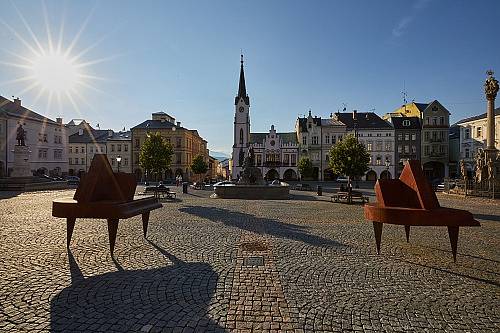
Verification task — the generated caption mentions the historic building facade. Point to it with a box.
[336,111,395,180]
[231,56,299,181]
[455,107,500,176]
[0,96,68,177]
[131,112,208,182]
[296,111,346,180]
[386,117,421,178]
[388,100,450,180]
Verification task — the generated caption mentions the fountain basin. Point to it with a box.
[214,182,290,199]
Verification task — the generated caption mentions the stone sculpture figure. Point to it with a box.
[460,160,467,180]
[238,146,264,185]
[16,124,26,146]
[485,70,499,99]
[488,158,494,180]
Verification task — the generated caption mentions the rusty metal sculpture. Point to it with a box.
[52,154,162,255]
[364,160,480,262]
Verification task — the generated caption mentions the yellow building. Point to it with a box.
[387,100,450,179]
[131,112,208,182]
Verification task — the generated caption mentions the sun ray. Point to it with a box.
[56,5,67,54]
[0,61,33,69]
[15,81,40,97]
[10,0,45,55]
[65,90,83,118]
[77,73,112,82]
[42,0,54,53]
[0,76,37,86]
[76,80,107,95]
[33,86,46,106]
[0,19,41,57]
[74,54,124,68]
[70,24,121,62]
[1,49,35,65]
[56,92,63,115]
[65,5,97,58]
[46,90,54,114]
[71,88,96,112]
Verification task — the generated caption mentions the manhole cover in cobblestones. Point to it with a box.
[240,241,268,251]
[243,256,264,266]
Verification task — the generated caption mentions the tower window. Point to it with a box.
[239,129,243,145]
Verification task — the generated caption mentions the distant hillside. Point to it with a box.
[209,151,230,161]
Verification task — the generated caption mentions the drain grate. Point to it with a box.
[243,256,264,267]
[240,241,268,251]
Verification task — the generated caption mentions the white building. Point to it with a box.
[0,96,68,177]
[335,111,395,180]
[231,56,299,181]
[456,107,500,173]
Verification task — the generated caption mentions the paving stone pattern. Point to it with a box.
[0,189,499,332]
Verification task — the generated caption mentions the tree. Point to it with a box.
[191,154,208,181]
[139,132,173,181]
[297,156,314,180]
[328,134,370,183]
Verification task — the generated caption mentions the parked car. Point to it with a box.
[294,183,311,191]
[39,174,55,181]
[213,181,233,187]
[336,176,349,182]
[67,176,80,185]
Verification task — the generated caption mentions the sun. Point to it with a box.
[30,51,81,93]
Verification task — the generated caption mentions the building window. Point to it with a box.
[135,138,140,148]
[376,156,382,165]
[256,154,262,166]
[465,148,470,158]
[81,147,85,153]
[426,117,430,125]
[176,152,182,164]
[38,149,48,159]
[302,136,307,145]
[239,129,243,145]
[54,149,62,160]
[398,145,402,153]
[424,146,430,156]
[81,158,84,164]
[432,117,437,125]
[332,135,336,144]
[411,145,417,153]
[338,135,342,141]
[464,128,470,140]
[117,144,122,152]
[69,147,72,154]
[124,145,128,152]
[111,158,115,166]
[404,145,409,153]
[291,154,296,166]
[312,136,318,145]
[404,133,409,141]
[325,135,330,144]
[283,154,290,165]
[385,142,391,151]
[69,158,72,165]
[411,133,416,141]
[367,142,373,151]
[440,117,445,125]
[376,141,382,151]
[476,127,482,138]
[111,144,115,152]
[424,132,429,141]
[403,120,410,127]
[397,133,403,141]
[124,158,128,166]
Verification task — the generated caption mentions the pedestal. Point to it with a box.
[11,146,32,178]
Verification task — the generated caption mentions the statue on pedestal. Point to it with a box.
[485,70,499,100]
[238,146,264,185]
[16,124,26,146]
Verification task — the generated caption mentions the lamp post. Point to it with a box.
[385,158,390,179]
[116,155,122,172]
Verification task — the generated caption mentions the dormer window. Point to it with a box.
[402,120,410,127]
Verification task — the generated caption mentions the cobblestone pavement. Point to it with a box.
[0,188,498,332]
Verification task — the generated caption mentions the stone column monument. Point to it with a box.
[485,70,499,156]
[11,124,32,178]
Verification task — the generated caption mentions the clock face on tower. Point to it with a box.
[239,106,244,112]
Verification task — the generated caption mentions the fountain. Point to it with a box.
[213,147,290,199]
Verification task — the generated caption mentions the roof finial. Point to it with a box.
[240,51,244,65]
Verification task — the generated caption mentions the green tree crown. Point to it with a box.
[139,132,173,177]
[191,154,208,175]
[328,134,370,178]
[297,156,314,179]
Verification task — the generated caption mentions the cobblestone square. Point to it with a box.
[0,188,499,332]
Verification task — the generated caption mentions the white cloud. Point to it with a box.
[392,16,413,37]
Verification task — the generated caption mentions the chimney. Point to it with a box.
[13,97,21,106]
[352,110,357,120]
[176,121,181,127]
[56,117,62,124]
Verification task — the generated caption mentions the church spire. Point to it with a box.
[235,53,250,105]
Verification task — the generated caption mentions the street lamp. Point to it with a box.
[116,155,122,172]
[385,158,390,179]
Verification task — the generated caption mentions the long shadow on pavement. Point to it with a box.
[179,205,347,248]
[51,242,225,332]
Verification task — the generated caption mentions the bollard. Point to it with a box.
[317,185,322,196]
[182,182,188,194]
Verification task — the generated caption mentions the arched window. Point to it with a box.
[239,129,244,144]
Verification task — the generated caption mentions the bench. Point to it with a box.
[364,160,480,262]
[331,191,369,203]
[52,154,162,255]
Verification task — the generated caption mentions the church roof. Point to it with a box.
[235,55,250,106]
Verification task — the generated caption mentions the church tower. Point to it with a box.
[232,54,251,179]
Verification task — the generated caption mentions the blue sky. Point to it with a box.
[1,0,499,155]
